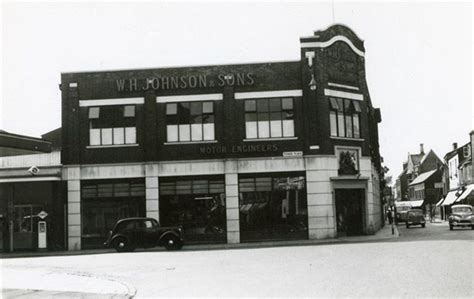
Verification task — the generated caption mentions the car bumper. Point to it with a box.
[450,222,473,227]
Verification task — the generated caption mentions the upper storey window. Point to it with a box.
[329,97,361,139]
[244,98,295,139]
[88,105,136,146]
[166,101,215,142]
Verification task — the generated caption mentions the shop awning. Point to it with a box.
[410,200,424,208]
[436,197,445,207]
[442,190,460,206]
[455,184,474,203]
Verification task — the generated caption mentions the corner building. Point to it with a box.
[61,25,384,250]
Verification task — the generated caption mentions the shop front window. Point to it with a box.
[81,179,145,249]
[13,205,43,233]
[166,101,215,142]
[88,105,137,146]
[245,98,295,139]
[159,176,226,244]
[238,174,308,242]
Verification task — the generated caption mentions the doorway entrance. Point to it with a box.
[335,189,365,236]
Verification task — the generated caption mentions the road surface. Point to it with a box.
[1,222,473,298]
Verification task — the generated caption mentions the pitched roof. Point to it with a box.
[409,169,437,186]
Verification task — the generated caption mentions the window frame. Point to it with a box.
[244,97,295,140]
[329,97,362,139]
[88,105,137,146]
[165,101,215,143]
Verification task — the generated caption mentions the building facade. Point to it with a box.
[0,129,64,252]
[438,134,474,217]
[60,25,384,250]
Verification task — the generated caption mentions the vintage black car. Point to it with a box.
[104,217,184,252]
[405,209,426,228]
[448,205,474,230]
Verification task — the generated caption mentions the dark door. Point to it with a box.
[335,189,365,236]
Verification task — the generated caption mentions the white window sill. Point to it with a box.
[330,137,364,142]
[164,140,218,145]
[244,137,298,142]
[86,144,139,149]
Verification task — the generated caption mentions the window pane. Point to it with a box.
[270,111,281,121]
[353,114,360,138]
[245,100,256,112]
[257,99,269,112]
[245,112,256,122]
[124,105,135,117]
[90,129,101,145]
[345,115,353,138]
[190,102,202,116]
[101,128,113,145]
[89,107,100,119]
[203,101,213,113]
[191,123,203,141]
[255,177,272,191]
[167,125,178,142]
[284,111,294,120]
[269,98,281,112]
[179,124,191,141]
[282,120,294,137]
[178,103,190,124]
[336,98,344,112]
[113,127,125,144]
[353,101,361,113]
[329,98,339,110]
[337,114,345,137]
[202,114,214,124]
[258,112,269,121]
[246,122,257,139]
[203,123,215,140]
[176,180,192,194]
[330,111,338,136]
[166,103,177,115]
[125,127,136,144]
[258,121,270,138]
[282,98,293,110]
[270,120,282,137]
[344,99,353,113]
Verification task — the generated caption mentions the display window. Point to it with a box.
[159,176,226,244]
[81,179,145,249]
[238,173,308,242]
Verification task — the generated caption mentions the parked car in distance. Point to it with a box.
[448,205,474,230]
[104,217,184,252]
[406,209,426,228]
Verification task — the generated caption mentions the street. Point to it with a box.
[1,222,473,298]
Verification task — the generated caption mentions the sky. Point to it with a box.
[1,1,472,180]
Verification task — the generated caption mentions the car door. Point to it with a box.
[142,219,157,248]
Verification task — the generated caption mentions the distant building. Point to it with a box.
[438,132,474,217]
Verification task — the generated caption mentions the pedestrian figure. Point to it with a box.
[387,208,393,224]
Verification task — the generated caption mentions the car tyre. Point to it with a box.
[421,223,425,228]
[471,225,474,230]
[114,237,132,253]
[449,225,453,231]
[164,235,181,251]
[406,223,409,228]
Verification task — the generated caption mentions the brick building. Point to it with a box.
[59,24,384,250]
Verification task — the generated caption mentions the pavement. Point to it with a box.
[0,223,399,259]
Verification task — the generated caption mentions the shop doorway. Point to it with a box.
[335,189,365,236]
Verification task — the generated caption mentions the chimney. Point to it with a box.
[453,142,458,150]
[420,143,424,154]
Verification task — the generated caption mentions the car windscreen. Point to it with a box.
[452,207,472,213]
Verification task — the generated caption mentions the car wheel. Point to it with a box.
[406,223,409,228]
[471,225,474,230]
[114,237,131,253]
[421,223,425,228]
[449,225,453,231]
[164,235,181,251]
